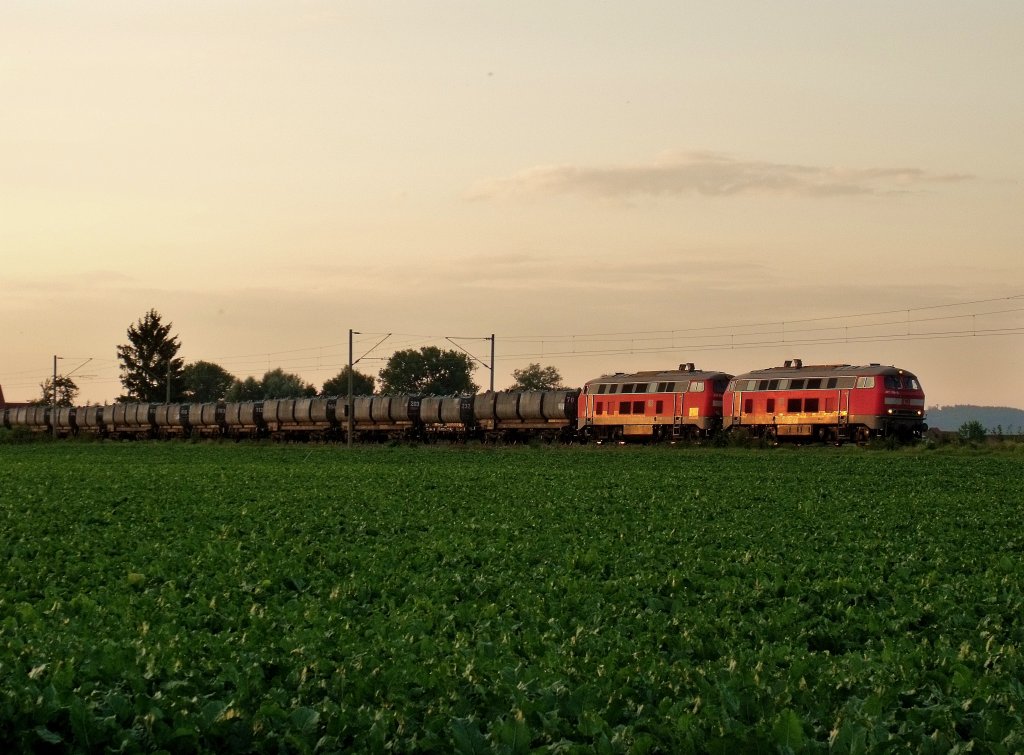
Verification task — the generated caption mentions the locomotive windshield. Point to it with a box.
[884,375,921,390]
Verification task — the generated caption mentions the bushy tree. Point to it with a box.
[957,420,987,445]
[33,375,79,407]
[262,368,316,399]
[224,369,316,401]
[181,361,236,403]
[117,310,185,402]
[378,347,478,395]
[225,377,263,402]
[509,363,565,391]
[322,366,375,396]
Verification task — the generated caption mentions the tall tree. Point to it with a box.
[322,366,376,396]
[378,347,478,395]
[33,375,79,407]
[181,361,236,403]
[117,310,185,402]
[509,363,565,391]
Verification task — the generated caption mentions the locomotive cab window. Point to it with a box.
[856,376,874,389]
[689,381,705,392]
[884,375,919,390]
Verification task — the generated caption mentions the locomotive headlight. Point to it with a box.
[887,409,893,414]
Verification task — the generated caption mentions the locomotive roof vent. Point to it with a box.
[789,358,803,369]
[679,362,695,372]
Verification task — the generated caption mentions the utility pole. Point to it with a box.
[345,330,389,447]
[166,360,171,404]
[52,355,58,439]
[347,329,357,448]
[489,333,495,392]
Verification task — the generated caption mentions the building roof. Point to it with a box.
[0,385,31,410]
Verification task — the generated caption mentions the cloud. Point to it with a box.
[467,150,974,201]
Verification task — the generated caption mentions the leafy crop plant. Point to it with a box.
[0,444,1021,752]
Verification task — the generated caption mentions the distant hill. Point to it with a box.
[926,405,1024,434]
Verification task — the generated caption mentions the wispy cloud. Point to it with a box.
[467,150,974,201]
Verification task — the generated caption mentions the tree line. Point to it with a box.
[36,310,566,405]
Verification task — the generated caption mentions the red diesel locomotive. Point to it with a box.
[723,359,926,443]
[577,363,732,442]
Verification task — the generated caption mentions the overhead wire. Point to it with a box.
[2,294,1021,396]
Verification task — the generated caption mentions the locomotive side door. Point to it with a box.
[838,389,850,431]
[581,388,594,430]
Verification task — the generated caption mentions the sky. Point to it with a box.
[2,1,1022,408]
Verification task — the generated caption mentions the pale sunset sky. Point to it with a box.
[2,1,1022,407]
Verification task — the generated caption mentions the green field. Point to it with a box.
[1,443,1022,752]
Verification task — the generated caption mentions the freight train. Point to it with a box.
[2,360,927,444]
